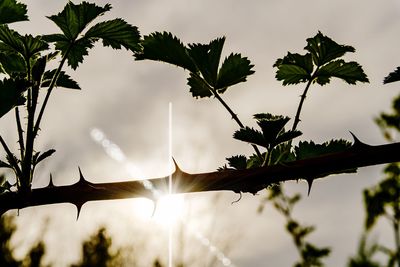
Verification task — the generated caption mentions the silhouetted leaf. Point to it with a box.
[42,70,80,89]
[0,53,25,75]
[19,34,48,59]
[187,72,212,98]
[35,149,56,165]
[270,143,296,165]
[315,60,369,85]
[0,78,27,118]
[383,67,400,84]
[256,114,290,145]
[135,32,197,72]
[216,53,254,90]
[0,0,28,24]
[274,52,313,85]
[188,37,225,86]
[247,153,265,169]
[305,31,355,66]
[275,130,302,145]
[234,127,267,148]
[32,55,47,83]
[295,139,352,160]
[85,18,141,52]
[226,155,247,170]
[55,38,93,69]
[47,2,111,40]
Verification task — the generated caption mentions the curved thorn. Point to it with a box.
[306,178,314,196]
[349,131,369,148]
[231,192,242,204]
[78,167,87,184]
[172,157,183,174]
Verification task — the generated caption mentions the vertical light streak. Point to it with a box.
[168,102,173,267]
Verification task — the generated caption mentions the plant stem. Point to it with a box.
[15,107,24,158]
[393,201,400,267]
[0,135,22,179]
[292,78,313,132]
[34,45,71,137]
[208,87,262,158]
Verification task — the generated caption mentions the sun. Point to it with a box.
[132,194,185,226]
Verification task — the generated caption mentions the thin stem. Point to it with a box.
[203,84,262,158]
[15,107,25,158]
[393,202,400,267]
[0,135,22,179]
[292,78,313,132]
[34,45,71,136]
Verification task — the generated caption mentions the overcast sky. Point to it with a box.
[1,0,400,266]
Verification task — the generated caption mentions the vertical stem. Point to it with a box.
[34,45,71,137]
[394,202,400,267]
[292,78,313,132]
[15,107,25,158]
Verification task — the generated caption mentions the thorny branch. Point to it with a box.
[1,137,400,218]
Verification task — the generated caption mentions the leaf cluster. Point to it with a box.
[136,32,254,98]
[274,31,369,86]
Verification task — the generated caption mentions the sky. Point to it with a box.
[1,0,400,266]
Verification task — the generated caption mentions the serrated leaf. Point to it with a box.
[305,31,355,66]
[315,59,369,85]
[85,18,141,53]
[54,38,93,70]
[187,72,212,98]
[234,127,267,148]
[295,139,352,160]
[35,149,56,164]
[270,143,296,165]
[47,2,111,41]
[274,53,313,85]
[383,67,400,84]
[0,25,48,61]
[226,155,247,170]
[256,116,290,145]
[0,52,25,75]
[188,37,225,86]
[0,0,28,24]
[135,32,197,72]
[42,70,80,89]
[216,53,254,90]
[0,78,27,118]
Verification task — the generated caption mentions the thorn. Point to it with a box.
[47,173,55,188]
[306,178,314,196]
[231,192,242,204]
[172,157,183,174]
[76,203,83,221]
[77,167,88,185]
[349,131,369,148]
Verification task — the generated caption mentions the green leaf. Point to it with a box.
[305,31,355,66]
[233,127,267,148]
[55,38,93,70]
[188,37,225,86]
[42,70,80,89]
[274,53,313,85]
[295,139,352,160]
[226,155,247,170]
[0,0,28,24]
[135,31,197,72]
[255,114,290,145]
[0,25,48,59]
[32,55,47,83]
[216,53,254,90]
[0,78,27,118]
[187,72,212,98]
[85,18,141,53]
[47,1,111,40]
[315,60,369,85]
[270,143,296,165]
[247,153,265,169]
[383,67,400,84]
[275,130,302,145]
[0,52,25,75]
